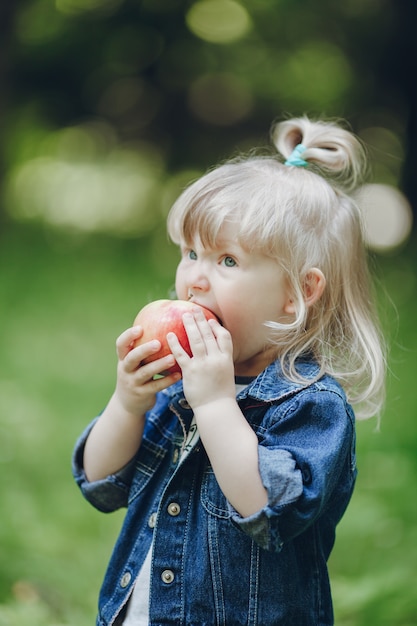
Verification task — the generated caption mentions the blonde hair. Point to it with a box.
[167,116,386,420]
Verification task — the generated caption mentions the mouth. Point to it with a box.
[187,298,223,326]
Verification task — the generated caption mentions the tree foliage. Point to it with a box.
[1,0,415,237]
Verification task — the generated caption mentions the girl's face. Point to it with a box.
[175,222,294,376]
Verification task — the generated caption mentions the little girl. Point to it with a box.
[73,116,386,625]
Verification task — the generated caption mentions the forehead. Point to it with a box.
[184,221,249,252]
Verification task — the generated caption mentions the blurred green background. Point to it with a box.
[0,1,416,624]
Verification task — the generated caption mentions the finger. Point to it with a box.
[192,309,218,348]
[116,326,143,360]
[184,310,220,358]
[135,352,178,380]
[123,340,162,372]
[148,369,182,391]
[166,331,190,366]
[208,319,233,353]
[140,368,182,396]
[181,311,214,355]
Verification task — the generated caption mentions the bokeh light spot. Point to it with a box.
[356,183,413,252]
[276,42,353,107]
[5,124,166,236]
[16,0,66,44]
[186,0,252,44]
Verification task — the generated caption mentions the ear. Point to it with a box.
[303,268,326,306]
[283,268,326,314]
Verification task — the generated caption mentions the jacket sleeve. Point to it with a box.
[229,386,356,551]
[72,418,137,513]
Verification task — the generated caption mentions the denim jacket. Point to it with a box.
[73,359,356,626]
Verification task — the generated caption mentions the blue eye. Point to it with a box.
[223,256,236,267]
[188,250,197,260]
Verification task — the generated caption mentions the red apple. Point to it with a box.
[133,299,218,375]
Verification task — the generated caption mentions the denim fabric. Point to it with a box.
[73,359,356,626]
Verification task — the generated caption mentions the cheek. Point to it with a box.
[223,303,272,342]
[174,267,187,299]
[221,303,257,337]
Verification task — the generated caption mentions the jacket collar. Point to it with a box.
[238,359,321,403]
[162,358,322,406]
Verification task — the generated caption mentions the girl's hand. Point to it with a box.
[166,308,235,409]
[114,326,181,416]
[167,310,268,517]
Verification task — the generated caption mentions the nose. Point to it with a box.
[188,260,210,294]
[190,274,210,294]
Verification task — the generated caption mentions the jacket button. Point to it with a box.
[167,502,181,516]
[120,572,131,588]
[161,569,175,584]
[178,398,191,409]
[148,512,157,528]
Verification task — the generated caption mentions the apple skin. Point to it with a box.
[133,299,219,375]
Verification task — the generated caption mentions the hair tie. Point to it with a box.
[285,144,308,168]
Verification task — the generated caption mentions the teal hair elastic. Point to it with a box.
[285,144,308,167]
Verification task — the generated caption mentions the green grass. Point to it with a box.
[0,224,416,625]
